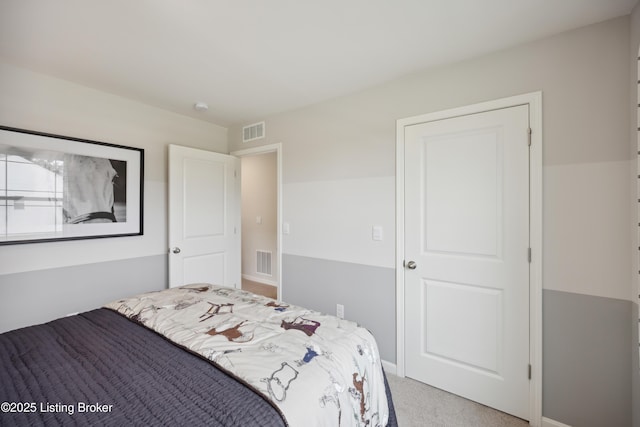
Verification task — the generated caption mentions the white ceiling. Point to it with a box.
[0,0,636,127]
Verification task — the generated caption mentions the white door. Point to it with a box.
[404,105,530,419]
[168,144,241,288]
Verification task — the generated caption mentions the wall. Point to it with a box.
[241,152,278,285]
[0,61,228,333]
[543,291,632,427]
[630,3,640,427]
[230,16,634,426]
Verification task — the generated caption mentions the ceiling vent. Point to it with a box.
[242,121,265,143]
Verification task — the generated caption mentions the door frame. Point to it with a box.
[395,92,543,426]
[231,143,283,300]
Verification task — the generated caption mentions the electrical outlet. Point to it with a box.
[336,304,344,319]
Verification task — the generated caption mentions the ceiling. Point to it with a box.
[0,0,636,127]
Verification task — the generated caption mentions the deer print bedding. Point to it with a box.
[105,284,390,427]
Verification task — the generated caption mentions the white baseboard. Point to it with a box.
[242,274,277,287]
[381,360,397,376]
[541,417,571,427]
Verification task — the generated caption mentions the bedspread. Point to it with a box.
[0,308,286,427]
[105,284,389,427]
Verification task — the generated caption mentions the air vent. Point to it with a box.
[256,250,272,276]
[242,122,265,143]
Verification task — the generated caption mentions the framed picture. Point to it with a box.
[0,126,144,245]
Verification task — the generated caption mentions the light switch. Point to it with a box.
[256,216,262,224]
[283,222,290,235]
[372,225,383,241]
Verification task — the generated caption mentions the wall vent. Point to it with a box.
[256,250,272,276]
[243,122,265,142]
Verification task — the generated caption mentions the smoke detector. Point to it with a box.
[193,102,209,112]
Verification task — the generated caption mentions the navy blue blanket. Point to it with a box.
[0,308,397,426]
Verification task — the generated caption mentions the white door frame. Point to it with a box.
[231,143,283,301]
[395,92,543,426]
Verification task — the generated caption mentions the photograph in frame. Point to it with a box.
[0,126,144,245]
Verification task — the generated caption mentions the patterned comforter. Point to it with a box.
[105,284,389,427]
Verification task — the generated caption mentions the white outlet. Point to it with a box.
[336,304,344,319]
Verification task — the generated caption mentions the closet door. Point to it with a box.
[403,105,531,420]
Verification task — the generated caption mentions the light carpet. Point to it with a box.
[386,373,529,427]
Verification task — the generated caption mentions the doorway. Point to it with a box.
[232,143,282,300]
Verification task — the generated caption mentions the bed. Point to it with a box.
[0,284,398,426]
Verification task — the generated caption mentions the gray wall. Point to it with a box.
[543,290,632,427]
[633,303,640,427]
[283,254,395,362]
[0,255,166,333]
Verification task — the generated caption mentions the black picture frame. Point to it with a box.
[0,126,144,245]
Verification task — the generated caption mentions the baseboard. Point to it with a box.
[381,360,397,375]
[242,274,277,287]
[541,417,572,427]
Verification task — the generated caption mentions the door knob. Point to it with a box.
[405,260,417,270]
[171,247,181,254]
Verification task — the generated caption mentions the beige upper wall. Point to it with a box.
[632,2,640,156]
[229,16,633,301]
[231,16,630,173]
[0,61,228,275]
[0,15,632,300]
[631,2,640,304]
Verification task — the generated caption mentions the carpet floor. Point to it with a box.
[386,373,529,426]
